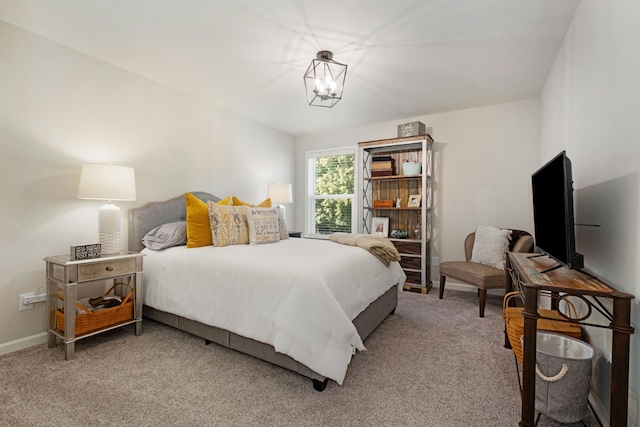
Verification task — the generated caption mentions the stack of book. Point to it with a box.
[371,155,394,177]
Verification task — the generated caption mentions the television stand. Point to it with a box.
[506,252,635,427]
[539,263,562,274]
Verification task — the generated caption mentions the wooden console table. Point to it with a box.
[506,252,635,427]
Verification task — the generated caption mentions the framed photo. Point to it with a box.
[371,217,389,237]
[408,194,422,207]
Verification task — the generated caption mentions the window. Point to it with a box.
[305,148,356,237]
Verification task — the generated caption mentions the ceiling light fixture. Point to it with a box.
[303,50,347,108]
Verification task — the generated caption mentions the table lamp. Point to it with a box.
[78,164,136,255]
[267,183,293,219]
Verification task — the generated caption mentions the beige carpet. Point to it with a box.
[0,290,599,426]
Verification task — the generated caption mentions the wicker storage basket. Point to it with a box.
[503,291,581,365]
[56,283,134,336]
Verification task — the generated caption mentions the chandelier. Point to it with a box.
[303,51,347,108]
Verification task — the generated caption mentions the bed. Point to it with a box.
[128,192,405,390]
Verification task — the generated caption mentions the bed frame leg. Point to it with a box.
[312,378,328,392]
[390,308,396,315]
[205,339,211,345]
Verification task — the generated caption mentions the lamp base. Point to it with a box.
[98,203,121,255]
[99,231,121,255]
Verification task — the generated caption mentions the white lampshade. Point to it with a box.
[78,164,136,255]
[267,183,293,204]
[267,183,292,221]
[78,164,137,201]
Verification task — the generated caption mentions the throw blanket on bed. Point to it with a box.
[329,233,401,267]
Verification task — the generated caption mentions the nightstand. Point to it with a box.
[288,231,302,238]
[44,252,144,360]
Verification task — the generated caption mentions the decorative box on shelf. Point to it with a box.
[397,121,426,138]
[373,200,394,208]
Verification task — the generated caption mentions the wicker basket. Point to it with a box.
[56,283,134,336]
[503,291,581,365]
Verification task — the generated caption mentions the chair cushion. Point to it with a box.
[440,261,507,289]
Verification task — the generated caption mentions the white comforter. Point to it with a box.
[142,238,406,384]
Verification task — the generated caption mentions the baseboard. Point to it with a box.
[588,393,608,427]
[0,332,48,357]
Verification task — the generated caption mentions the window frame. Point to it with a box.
[304,146,357,239]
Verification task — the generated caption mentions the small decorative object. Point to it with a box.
[408,195,422,207]
[396,197,401,207]
[397,121,426,137]
[373,199,394,208]
[390,229,409,239]
[414,223,421,239]
[70,243,101,260]
[402,161,422,175]
[371,217,389,237]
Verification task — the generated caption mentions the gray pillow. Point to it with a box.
[141,221,187,250]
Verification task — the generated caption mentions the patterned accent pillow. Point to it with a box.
[244,207,281,245]
[207,201,250,247]
[470,226,512,269]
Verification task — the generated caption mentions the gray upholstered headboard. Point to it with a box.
[128,192,221,253]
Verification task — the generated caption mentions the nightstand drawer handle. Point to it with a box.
[105,266,114,271]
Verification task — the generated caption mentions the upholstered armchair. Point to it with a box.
[439,229,533,317]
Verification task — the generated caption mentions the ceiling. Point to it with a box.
[0,0,580,136]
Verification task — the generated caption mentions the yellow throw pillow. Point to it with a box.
[207,201,250,246]
[217,196,232,206]
[232,196,271,207]
[185,193,213,248]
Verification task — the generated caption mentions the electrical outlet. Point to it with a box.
[431,256,439,266]
[24,293,47,304]
[19,293,35,311]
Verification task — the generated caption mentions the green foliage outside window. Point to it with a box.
[313,154,354,234]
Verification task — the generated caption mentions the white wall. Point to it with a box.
[539,0,640,425]
[0,21,295,350]
[295,99,540,280]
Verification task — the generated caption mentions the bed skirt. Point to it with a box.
[142,284,398,387]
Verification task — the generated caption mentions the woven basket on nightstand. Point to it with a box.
[56,283,134,336]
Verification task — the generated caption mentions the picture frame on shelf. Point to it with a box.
[371,217,389,237]
[408,195,422,207]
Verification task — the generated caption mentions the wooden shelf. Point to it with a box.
[359,134,433,293]
[366,207,423,211]
[364,174,426,181]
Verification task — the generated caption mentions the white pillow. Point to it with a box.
[141,221,187,250]
[244,207,281,245]
[470,226,512,269]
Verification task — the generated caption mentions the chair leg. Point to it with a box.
[439,275,446,299]
[478,289,487,317]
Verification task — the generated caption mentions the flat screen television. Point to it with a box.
[531,151,584,271]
